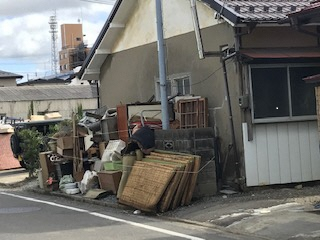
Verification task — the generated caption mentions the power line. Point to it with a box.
[189,59,233,87]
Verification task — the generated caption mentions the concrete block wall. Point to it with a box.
[154,128,217,198]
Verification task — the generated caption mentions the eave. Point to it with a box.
[79,0,136,81]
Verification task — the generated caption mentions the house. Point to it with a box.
[0,70,23,87]
[79,0,320,189]
[0,85,98,119]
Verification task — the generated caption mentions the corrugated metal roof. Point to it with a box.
[205,0,312,23]
[0,70,23,79]
[0,85,98,102]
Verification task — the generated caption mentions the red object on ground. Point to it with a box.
[0,133,21,170]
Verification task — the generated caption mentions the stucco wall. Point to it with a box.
[113,0,218,53]
[0,99,97,119]
[241,26,318,48]
[100,23,241,181]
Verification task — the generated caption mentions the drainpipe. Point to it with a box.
[155,0,170,130]
[96,80,100,108]
[221,51,241,189]
[190,0,205,59]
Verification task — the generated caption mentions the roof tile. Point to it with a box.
[215,0,312,22]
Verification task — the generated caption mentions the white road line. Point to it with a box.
[0,192,205,240]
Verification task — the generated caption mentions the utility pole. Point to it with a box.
[155,0,170,130]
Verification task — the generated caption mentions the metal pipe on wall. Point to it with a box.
[155,0,170,130]
[190,0,205,59]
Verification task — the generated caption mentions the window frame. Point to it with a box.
[249,63,319,124]
[155,73,191,101]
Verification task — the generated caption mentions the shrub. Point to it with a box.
[18,128,43,177]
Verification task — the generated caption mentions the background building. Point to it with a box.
[59,24,90,73]
[0,70,23,87]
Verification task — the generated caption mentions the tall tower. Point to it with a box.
[49,12,58,76]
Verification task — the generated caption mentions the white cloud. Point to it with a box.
[0,0,115,79]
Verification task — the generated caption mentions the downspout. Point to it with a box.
[155,0,170,130]
[96,80,100,108]
[190,0,205,59]
[232,25,256,189]
[221,51,241,190]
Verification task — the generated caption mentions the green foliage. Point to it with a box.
[48,124,60,137]
[49,119,73,139]
[18,128,43,177]
[76,103,83,121]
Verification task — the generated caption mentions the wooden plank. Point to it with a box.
[150,152,194,161]
[277,123,291,183]
[288,122,302,182]
[266,124,281,184]
[184,155,201,205]
[242,123,259,186]
[153,149,201,205]
[145,154,192,209]
[116,105,129,143]
[158,168,184,212]
[171,161,191,210]
[142,158,185,212]
[255,124,270,185]
[298,122,312,182]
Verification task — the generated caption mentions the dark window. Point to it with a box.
[251,65,318,121]
[290,67,318,116]
[252,67,289,119]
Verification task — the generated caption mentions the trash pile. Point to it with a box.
[38,100,206,213]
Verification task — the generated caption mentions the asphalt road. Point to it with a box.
[0,190,261,240]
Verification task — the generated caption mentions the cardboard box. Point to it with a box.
[39,151,56,189]
[98,171,122,194]
[57,147,73,158]
[57,137,73,149]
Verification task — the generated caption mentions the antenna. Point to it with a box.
[49,11,58,76]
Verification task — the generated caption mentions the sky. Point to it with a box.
[0,0,115,83]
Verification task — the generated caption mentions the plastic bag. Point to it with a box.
[59,174,74,190]
[79,170,98,194]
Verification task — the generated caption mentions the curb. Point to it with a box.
[28,187,132,210]
[0,178,34,188]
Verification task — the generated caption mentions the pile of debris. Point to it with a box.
[38,98,207,212]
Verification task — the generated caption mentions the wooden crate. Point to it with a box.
[177,98,208,129]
